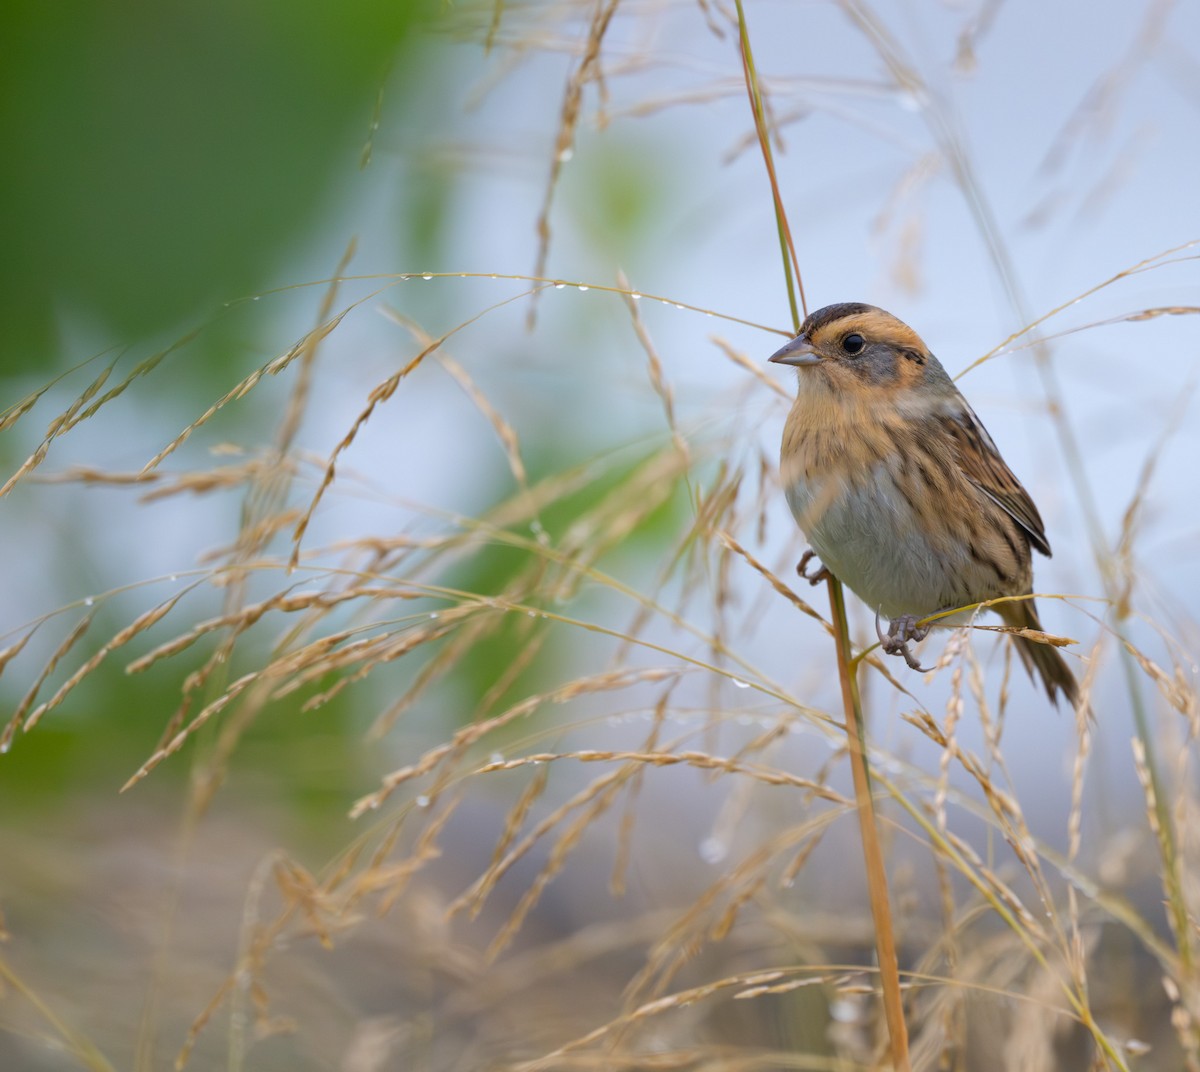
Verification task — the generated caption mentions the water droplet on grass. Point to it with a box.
[699,837,727,864]
[830,998,860,1023]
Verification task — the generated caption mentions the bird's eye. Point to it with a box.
[842,333,865,355]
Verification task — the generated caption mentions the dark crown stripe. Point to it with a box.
[800,302,879,335]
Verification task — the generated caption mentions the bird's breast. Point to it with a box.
[779,389,998,618]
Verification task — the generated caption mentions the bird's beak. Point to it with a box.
[768,334,820,367]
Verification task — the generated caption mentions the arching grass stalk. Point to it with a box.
[838,0,1194,998]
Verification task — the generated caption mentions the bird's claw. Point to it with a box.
[875,610,934,672]
[797,549,830,587]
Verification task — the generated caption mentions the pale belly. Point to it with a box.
[784,463,975,621]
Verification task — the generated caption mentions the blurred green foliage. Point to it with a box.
[447,445,690,723]
[0,0,432,375]
[568,135,681,264]
[0,0,436,817]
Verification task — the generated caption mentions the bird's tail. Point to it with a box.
[998,598,1080,709]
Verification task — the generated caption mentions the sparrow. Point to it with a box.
[770,302,1079,708]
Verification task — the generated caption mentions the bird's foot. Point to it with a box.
[875,610,934,672]
[797,549,830,587]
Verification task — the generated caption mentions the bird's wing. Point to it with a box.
[939,402,1051,557]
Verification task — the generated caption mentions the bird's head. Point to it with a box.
[768,303,950,396]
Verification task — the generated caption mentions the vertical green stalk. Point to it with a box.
[828,577,911,1069]
[733,3,805,331]
[734,3,910,1067]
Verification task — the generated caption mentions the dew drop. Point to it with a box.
[422,273,433,280]
[84,597,94,607]
[731,678,750,689]
[0,738,11,755]
[557,147,574,162]
[830,998,860,1023]
[168,574,178,582]
[429,612,439,620]
[631,293,642,301]
[489,751,504,765]
[415,794,430,808]
[554,282,566,289]
[675,304,685,310]
[699,837,727,864]
[577,285,589,292]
